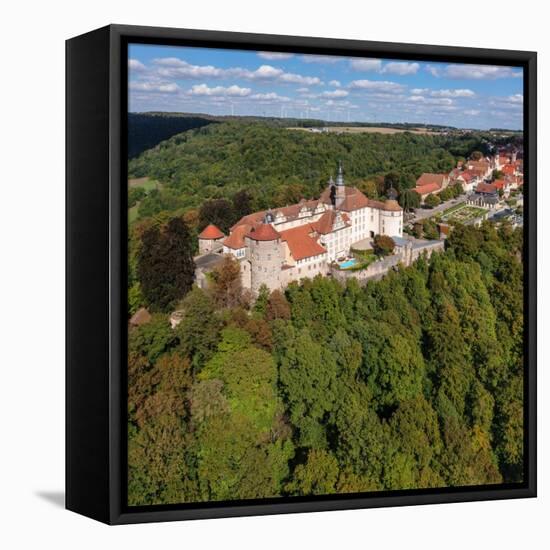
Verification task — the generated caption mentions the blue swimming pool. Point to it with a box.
[339,258,357,269]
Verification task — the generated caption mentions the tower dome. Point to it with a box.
[386,186,398,200]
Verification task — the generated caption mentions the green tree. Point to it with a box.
[373,234,395,257]
[286,449,340,496]
[175,287,221,372]
[424,193,441,208]
[279,328,339,448]
[198,198,235,234]
[399,188,421,210]
[137,217,195,312]
[208,255,246,309]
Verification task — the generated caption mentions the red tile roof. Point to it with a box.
[223,224,252,249]
[459,170,475,182]
[319,185,370,211]
[246,223,281,241]
[468,160,490,171]
[279,224,327,261]
[311,210,351,234]
[476,182,498,194]
[198,224,225,240]
[416,173,447,188]
[502,164,516,175]
[493,179,507,190]
[231,199,321,231]
[413,182,441,196]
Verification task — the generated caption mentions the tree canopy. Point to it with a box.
[128,220,524,505]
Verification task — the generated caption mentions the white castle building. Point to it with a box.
[198,162,403,293]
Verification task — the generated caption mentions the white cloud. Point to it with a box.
[329,80,341,87]
[408,96,454,106]
[187,84,251,97]
[506,93,524,104]
[129,59,146,72]
[250,92,291,103]
[321,89,349,98]
[253,64,284,79]
[301,54,342,64]
[381,62,419,75]
[350,58,382,72]
[296,87,309,93]
[411,87,475,98]
[444,64,522,80]
[426,65,441,77]
[153,58,322,85]
[257,52,294,60]
[279,71,322,86]
[464,109,480,116]
[431,88,475,98]
[129,81,180,93]
[348,79,406,93]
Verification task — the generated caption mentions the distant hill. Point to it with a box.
[128,113,218,158]
[127,119,494,222]
[128,112,460,158]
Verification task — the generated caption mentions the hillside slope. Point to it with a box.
[128,120,486,220]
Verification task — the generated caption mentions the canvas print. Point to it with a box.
[126,44,525,507]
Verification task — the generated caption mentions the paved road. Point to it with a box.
[409,197,466,223]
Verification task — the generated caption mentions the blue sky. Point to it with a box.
[129,44,523,130]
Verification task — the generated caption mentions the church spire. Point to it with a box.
[336,160,344,186]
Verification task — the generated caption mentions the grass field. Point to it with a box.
[129,204,139,223]
[286,126,440,135]
[129,177,160,192]
[440,204,487,224]
[128,177,162,223]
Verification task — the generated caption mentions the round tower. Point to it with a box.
[380,200,403,237]
[198,223,225,254]
[245,216,284,294]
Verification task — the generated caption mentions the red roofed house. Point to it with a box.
[502,164,517,177]
[475,182,498,195]
[198,161,404,293]
[456,170,479,192]
[465,159,492,179]
[413,173,449,203]
[492,179,511,197]
[198,223,225,254]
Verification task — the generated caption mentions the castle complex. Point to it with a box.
[197,162,404,293]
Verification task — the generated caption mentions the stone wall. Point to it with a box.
[330,239,444,286]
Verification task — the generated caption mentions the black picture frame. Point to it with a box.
[66,24,537,525]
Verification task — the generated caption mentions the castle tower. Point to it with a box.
[380,200,403,237]
[198,224,225,254]
[335,160,346,209]
[245,215,284,294]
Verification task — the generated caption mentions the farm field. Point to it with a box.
[286,126,441,135]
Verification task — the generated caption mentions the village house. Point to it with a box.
[196,162,404,293]
[413,173,449,203]
[467,182,500,209]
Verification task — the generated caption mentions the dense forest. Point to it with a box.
[128,113,217,158]
[127,220,524,506]
[128,112,459,159]
[128,120,491,223]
